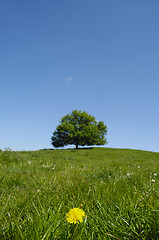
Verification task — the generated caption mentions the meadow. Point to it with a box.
[0,148,158,239]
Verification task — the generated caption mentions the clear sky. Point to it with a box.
[0,0,159,152]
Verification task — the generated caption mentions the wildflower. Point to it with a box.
[66,208,86,224]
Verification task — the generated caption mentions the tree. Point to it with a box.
[51,110,107,149]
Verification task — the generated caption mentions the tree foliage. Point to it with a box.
[51,110,107,149]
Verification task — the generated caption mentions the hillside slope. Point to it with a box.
[0,148,159,239]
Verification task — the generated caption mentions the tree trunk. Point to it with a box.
[76,143,78,149]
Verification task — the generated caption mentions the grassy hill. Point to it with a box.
[0,148,159,239]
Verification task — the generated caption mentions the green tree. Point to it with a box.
[51,110,107,149]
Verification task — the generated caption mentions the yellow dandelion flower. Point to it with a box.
[66,208,86,224]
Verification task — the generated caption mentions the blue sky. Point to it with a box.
[0,0,159,152]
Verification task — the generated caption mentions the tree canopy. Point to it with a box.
[51,110,107,149]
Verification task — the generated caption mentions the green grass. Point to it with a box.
[0,148,159,239]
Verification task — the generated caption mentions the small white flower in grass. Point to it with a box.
[28,161,31,164]
[154,173,157,176]
[138,166,140,168]
[151,179,155,182]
